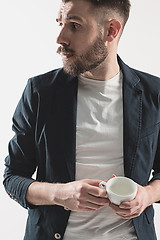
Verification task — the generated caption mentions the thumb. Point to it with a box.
[105,174,116,182]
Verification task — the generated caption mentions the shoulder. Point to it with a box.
[118,56,160,92]
[131,68,160,94]
[133,68,160,84]
[28,68,68,90]
[24,68,77,98]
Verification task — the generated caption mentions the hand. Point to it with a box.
[54,179,108,212]
[107,184,152,219]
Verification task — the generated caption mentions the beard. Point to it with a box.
[57,33,108,76]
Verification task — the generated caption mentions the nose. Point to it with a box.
[56,27,70,46]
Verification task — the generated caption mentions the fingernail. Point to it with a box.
[119,204,125,208]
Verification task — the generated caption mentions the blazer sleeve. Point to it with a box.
[3,78,38,209]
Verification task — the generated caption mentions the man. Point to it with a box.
[3,0,160,239]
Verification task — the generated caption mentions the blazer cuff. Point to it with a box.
[4,176,36,209]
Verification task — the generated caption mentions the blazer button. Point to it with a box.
[54,233,61,239]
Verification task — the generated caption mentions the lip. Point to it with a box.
[61,52,74,59]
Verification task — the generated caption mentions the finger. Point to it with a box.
[77,205,105,212]
[84,179,103,187]
[81,180,107,197]
[109,202,121,211]
[109,202,140,217]
[86,184,107,197]
[86,193,109,206]
[119,199,140,209]
[104,174,116,183]
[109,202,131,214]
[107,200,140,218]
[116,210,141,219]
[79,200,107,211]
[119,202,132,209]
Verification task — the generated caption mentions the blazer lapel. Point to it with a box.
[55,71,78,182]
[119,58,143,178]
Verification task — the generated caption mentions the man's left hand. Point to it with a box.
[107,184,152,219]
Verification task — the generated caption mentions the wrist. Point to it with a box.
[144,184,154,206]
[50,183,66,207]
[26,182,65,206]
[144,180,160,205]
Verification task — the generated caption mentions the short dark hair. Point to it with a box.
[63,0,131,28]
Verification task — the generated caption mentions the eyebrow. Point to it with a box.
[56,15,83,23]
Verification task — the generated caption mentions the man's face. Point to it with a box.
[56,0,108,76]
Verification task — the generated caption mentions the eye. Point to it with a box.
[71,22,81,31]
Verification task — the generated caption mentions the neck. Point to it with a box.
[80,54,120,81]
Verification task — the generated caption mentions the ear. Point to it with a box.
[106,19,122,42]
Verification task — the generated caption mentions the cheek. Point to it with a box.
[72,34,97,54]
[70,23,100,53]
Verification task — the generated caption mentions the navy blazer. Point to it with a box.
[3,57,160,240]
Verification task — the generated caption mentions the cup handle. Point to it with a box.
[99,181,108,198]
[99,181,107,189]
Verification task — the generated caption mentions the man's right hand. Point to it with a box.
[53,179,108,212]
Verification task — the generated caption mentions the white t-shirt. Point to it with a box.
[63,72,137,240]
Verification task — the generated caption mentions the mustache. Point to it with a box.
[57,45,75,55]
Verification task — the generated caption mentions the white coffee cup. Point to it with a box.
[99,176,137,205]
